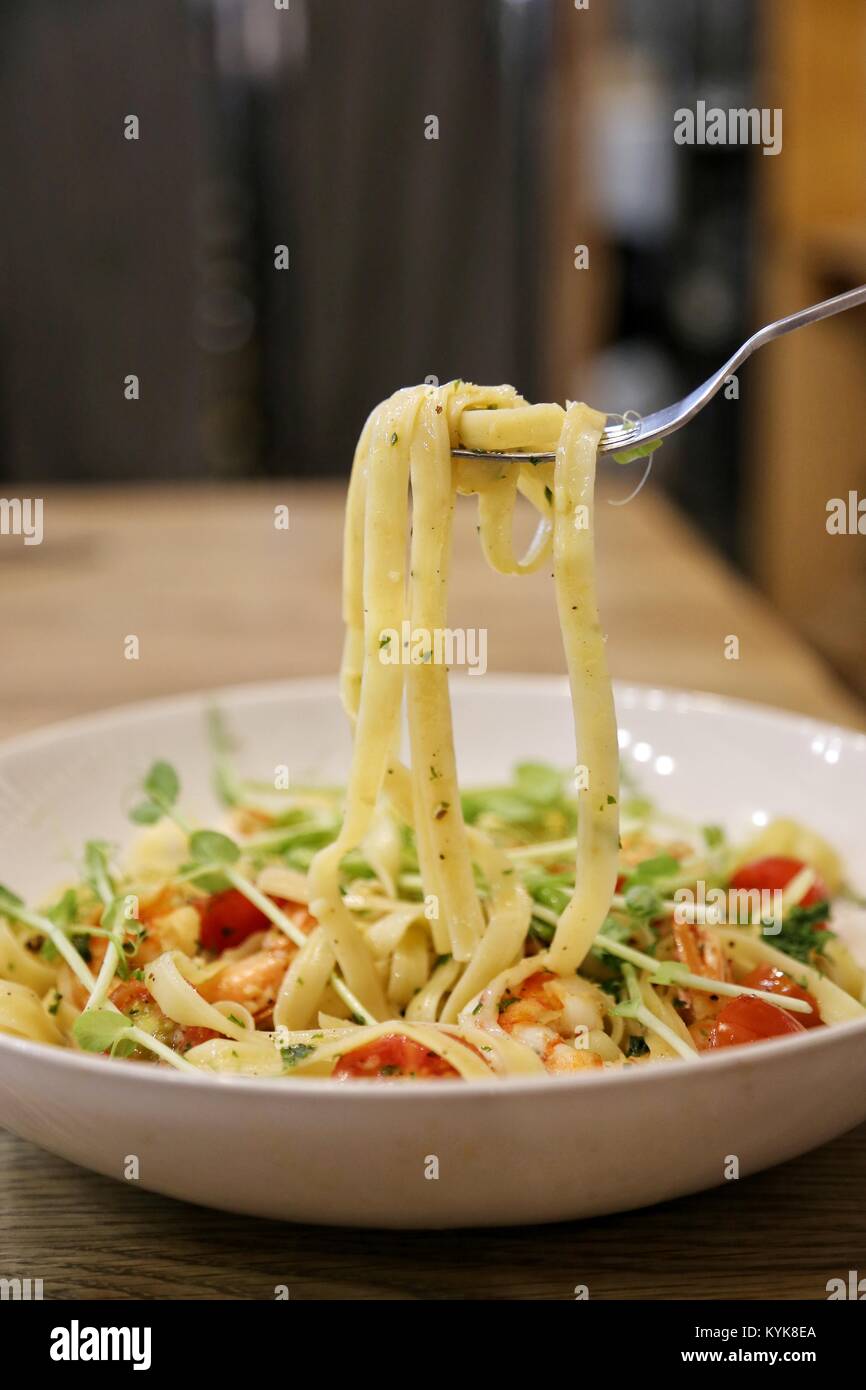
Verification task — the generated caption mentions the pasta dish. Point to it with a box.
[1,383,864,1079]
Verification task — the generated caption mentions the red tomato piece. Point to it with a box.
[730,856,828,913]
[109,979,152,1016]
[332,1033,460,1080]
[198,889,279,953]
[705,995,807,1048]
[109,978,218,1054]
[741,964,823,1028]
[169,1023,219,1053]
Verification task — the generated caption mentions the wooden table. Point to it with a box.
[1,481,864,1300]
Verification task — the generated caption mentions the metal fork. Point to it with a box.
[452,283,866,461]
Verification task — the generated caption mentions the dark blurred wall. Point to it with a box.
[262,0,527,477]
[0,0,199,482]
[0,0,761,555]
[0,0,535,483]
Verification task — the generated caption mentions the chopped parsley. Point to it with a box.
[770,900,832,964]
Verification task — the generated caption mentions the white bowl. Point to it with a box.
[0,677,864,1228]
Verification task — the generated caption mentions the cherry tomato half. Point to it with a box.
[730,856,828,913]
[740,964,822,1029]
[109,978,218,1054]
[109,979,152,1016]
[333,1033,460,1080]
[705,995,807,1048]
[198,889,279,953]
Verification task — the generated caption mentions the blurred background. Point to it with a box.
[0,0,864,697]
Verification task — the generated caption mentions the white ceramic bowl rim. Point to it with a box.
[1,674,864,1102]
[3,673,866,753]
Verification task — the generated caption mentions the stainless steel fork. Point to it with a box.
[452,283,866,461]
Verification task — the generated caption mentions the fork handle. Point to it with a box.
[453,284,866,460]
[603,282,866,454]
[765,282,866,339]
[683,281,866,424]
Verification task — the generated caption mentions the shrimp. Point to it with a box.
[496,970,605,1072]
[197,928,296,1026]
[672,920,727,979]
[670,920,728,1042]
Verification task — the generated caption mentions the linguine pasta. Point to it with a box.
[1,383,864,1080]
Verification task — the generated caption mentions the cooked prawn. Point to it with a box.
[670,919,728,1041]
[197,928,296,1025]
[497,970,605,1072]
